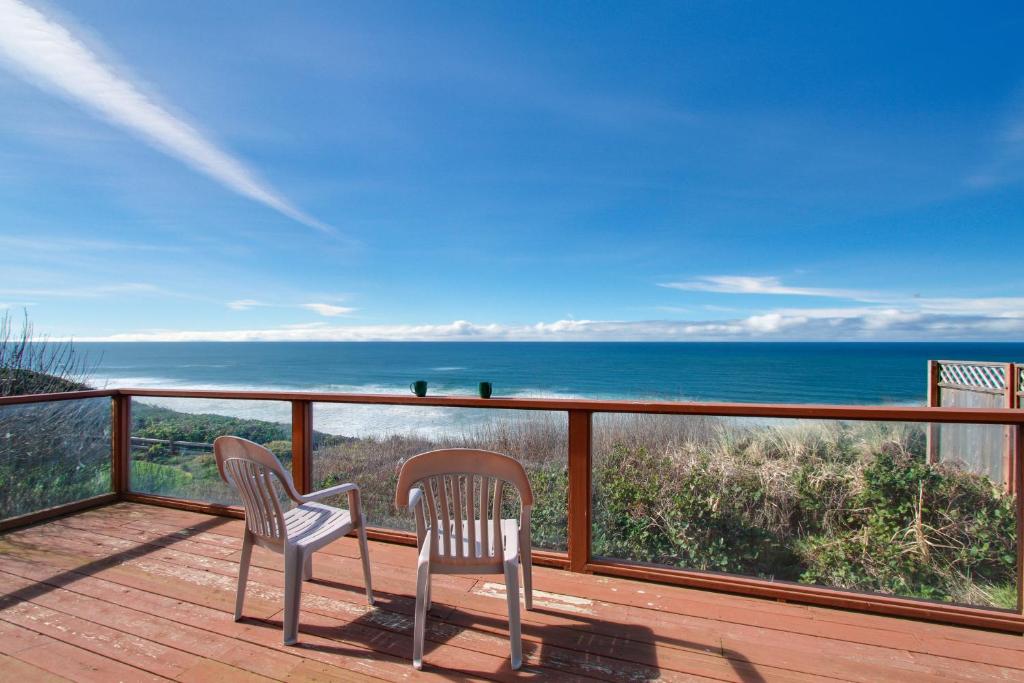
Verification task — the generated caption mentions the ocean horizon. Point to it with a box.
[73,341,1024,438]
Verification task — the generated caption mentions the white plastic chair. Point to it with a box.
[394,448,533,670]
[214,436,374,645]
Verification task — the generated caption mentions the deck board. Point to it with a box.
[1,503,1022,682]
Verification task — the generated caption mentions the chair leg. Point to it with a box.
[357,523,374,605]
[303,553,313,581]
[413,561,430,670]
[234,530,253,621]
[283,548,303,645]
[504,561,523,670]
[521,548,533,611]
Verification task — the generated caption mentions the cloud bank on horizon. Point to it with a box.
[0,0,330,233]
[78,292,1024,342]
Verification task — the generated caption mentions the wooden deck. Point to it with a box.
[0,503,1022,682]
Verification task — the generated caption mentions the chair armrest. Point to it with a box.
[407,487,428,548]
[301,482,360,503]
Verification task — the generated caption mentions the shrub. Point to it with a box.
[131,404,291,445]
[130,460,193,497]
[592,443,799,576]
[798,443,1016,604]
[0,398,112,518]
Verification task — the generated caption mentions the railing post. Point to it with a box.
[111,393,131,497]
[292,400,313,494]
[1005,363,1017,494]
[926,360,941,464]
[1014,423,1023,615]
[567,409,592,573]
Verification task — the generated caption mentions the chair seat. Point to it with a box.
[285,502,353,550]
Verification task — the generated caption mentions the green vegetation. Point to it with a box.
[127,403,314,504]
[798,445,1016,606]
[305,412,1016,609]
[132,404,293,447]
[588,419,1016,608]
[0,397,112,518]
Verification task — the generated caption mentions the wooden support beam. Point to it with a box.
[291,400,313,494]
[1003,360,1011,493]
[926,360,941,464]
[1015,424,1024,615]
[567,409,592,573]
[111,394,131,496]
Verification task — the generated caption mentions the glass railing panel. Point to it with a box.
[591,413,1018,610]
[129,397,291,505]
[312,403,568,550]
[0,397,112,520]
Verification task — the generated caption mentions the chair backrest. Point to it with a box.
[394,448,533,568]
[214,436,301,545]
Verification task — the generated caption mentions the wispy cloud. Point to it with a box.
[0,235,186,253]
[225,300,355,316]
[660,275,871,299]
[301,302,355,317]
[227,299,269,311]
[0,0,331,233]
[0,282,160,298]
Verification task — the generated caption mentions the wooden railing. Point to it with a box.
[2,386,1024,633]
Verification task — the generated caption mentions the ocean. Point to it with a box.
[75,342,1024,438]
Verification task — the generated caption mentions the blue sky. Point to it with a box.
[1,0,1022,341]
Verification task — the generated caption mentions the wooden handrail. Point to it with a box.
[0,388,115,406]
[114,387,1024,424]
[5,387,1020,424]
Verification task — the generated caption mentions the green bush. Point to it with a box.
[131,404,291,445]
[592,444,799,576]
[798,443,1016,605]
[0,398,113,518]
[589,419,1016,607]
[529,463,569,551]
[131,461,193,497]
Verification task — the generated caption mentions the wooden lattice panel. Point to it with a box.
[938,362,1007,391]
